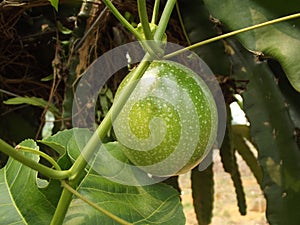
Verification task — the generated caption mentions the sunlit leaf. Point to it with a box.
[64,174,185,225]
[229,39,300,225]
[204,0,300,92]
[0,140,55,224]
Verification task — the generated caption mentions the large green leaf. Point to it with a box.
[64,173,185,225]
[203,0,300,92]
[229,40,300,225]
[191,164,214,225]
[0,140,55,225]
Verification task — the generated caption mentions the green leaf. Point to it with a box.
[0,139,55,225]
[39,128,92,170]
[220,109,247,215]
[229,39,300,225]
[231,154,247,216]
[66,129,93,162]
[191,164,214,225]
[269,60,300,129]
[64,174,185,225]
[49,0,59,11]
[232,125,263,187]
[203,0,300,91]
[39,129,74,155]
[4,97,60,118]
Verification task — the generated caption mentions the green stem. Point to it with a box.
[61,181,133,225]
[69,57,151,180]
[154,0,177,41]
[101,0,144,41]
[51,2,179,223]
[165,12,300,58]
[0,139,70,179]
[138,0,153,40]
[50,187,73,225]
[137,0,164,58]
[16,145,61,171]
[175,1,191,45]
[102,0,162,58]
[151,0,160,24]
[51,55,152,225]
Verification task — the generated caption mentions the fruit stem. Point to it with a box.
[138,0,153,40]
[164,12,300,58]
[51,55,152,225]
[175,1,191,45]
[151,0,160,24]
[101,0,144,42]
[137,0,164,58]
[51,1,178,223]
[15,145,61,171]
[0,139,70,179]
[154,0,177,41]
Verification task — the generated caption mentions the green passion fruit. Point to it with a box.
[113,60,218,177]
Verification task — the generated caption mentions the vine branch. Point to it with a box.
[165,12,300,58]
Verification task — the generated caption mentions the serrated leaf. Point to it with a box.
[203,0,300,91]
[191,164,214,225]
[232,125,263,187]
[64,174,185,225]
[270,60,300,129]
[231,154,247,216]
[220,109,247,215]
[220,107,234,173]
[229,39,300,225]
[0,139,55,225]
[4,97,60,118]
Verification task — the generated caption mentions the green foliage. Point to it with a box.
[220,110,247,215]
[229,39,300,225]
[232,125,263,187]
[0,129,185,225]
[0,140,55,225]
[191,164,214,225]
[203,0,300,92]
[1,0,300,224]
[64,175,185,225]
[4,97,60,118]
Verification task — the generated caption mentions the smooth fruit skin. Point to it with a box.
[113,60,218,177]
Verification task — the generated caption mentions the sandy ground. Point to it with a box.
[179,152,268,225]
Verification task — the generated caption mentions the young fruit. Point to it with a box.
[113,60,218,177]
